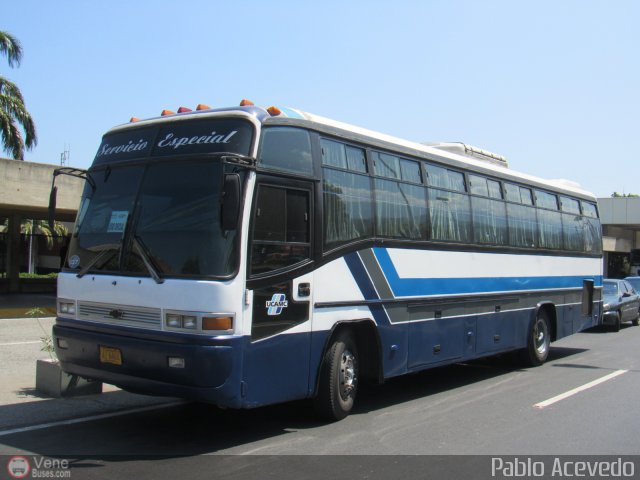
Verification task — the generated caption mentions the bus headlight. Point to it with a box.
[58,299,77,316]
[166,314,182,328]
[182,316,197,329]
[164,311,234,334]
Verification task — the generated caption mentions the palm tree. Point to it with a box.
[20,219,69,250]
[0,31,37,160]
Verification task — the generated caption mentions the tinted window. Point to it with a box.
[536,190,558,210]
[375,179,427,239]
[560,196,581,214]
[251,185,310,275]
[562,212,585,251]
[537,209,563,249]
[259,128,313,175]
[582,202,599,218]
[373,152,401,179]
[323,169,373,248]
[469,175,489,197]
[425,164,466,192]
[505,184,533,205]
[471,197,508,245]
[428,188,471,242]
[507,203,537,248]
[322,139,367,173]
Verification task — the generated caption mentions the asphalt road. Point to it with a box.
[1,321,639,479]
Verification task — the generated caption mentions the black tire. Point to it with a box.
[612,312,621,332]
[520,309,551,367]
[313,331,359,421]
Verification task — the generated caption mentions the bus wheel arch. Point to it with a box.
[313,320,382,420]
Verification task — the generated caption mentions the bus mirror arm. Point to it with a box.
[221,173,241,231]
[49,167,96,228]
[48,185,58,230]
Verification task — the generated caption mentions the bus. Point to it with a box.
[51,101,603,420]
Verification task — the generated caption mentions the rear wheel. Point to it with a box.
[520,309,551,366]
[313,331,359,421]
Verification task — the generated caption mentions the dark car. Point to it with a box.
[602,279,640,331]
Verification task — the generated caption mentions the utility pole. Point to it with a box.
[60,145,70,166]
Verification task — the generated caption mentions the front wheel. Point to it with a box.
[611,311,621,332]
[520,310,551,367]
[313,331,359,421]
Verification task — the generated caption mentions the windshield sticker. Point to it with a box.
[107,211,129,233]
[266,293,288,316]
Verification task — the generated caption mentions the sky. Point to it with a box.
[3,0,639,198]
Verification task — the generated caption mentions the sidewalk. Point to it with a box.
[0,313,178,433]
[0,293,57,318]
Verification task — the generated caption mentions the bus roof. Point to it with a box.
[114,103,596,200]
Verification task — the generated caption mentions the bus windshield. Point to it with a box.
[66,159,244,279]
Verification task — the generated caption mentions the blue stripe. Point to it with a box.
[372,247,603,297]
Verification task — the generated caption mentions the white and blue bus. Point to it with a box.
[52,101,603,420]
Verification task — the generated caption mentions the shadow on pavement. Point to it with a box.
[0,345,588,461]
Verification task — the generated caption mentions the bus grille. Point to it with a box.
[77,302,162,329]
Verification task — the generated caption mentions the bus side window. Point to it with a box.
[251,185,311,276]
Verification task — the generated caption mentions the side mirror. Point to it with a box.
[221,174,241,231]
[48,186,58,229]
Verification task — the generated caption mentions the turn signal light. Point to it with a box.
[161,109,175,116]
[196,103,211,111]
[267,106,282,116]
[202,316,233,331]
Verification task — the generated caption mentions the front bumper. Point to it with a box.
[601,310,619,325]
[53,318,245,408]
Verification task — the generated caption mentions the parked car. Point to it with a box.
[602,279,640,331]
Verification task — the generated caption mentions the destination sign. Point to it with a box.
[94,118,254,165]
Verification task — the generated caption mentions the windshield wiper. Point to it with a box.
[76,247,118,278]
[133,235,164,284]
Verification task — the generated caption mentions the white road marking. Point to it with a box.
[534,369,628,409]
[0,401,185,437]
[0,341,41,346]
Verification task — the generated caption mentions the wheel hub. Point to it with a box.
[339,349,357,399]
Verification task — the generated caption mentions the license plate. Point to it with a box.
[99,346,122,365]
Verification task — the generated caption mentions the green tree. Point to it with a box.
[0,31,37,160]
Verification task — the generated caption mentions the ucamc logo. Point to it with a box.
[266,294,288,316]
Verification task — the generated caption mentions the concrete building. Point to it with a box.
[1,157,84,292]
[598,196,640,278]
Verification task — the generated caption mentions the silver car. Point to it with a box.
[602,279,640,331]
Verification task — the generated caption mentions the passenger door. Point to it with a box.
[243,177,315,406]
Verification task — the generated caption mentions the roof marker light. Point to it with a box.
[161,109,175,116]
[177,106,192,113]
[196,104,211,111]
[130,117,140,123]
[240,99,254,106]
[267,106,282,116]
